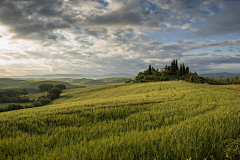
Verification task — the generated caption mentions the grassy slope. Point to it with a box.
[0,81,240,159]
[57,77,134,87]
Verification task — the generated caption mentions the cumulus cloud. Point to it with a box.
[0,0,239,76]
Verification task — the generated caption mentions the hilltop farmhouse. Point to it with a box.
[160,65,171,72]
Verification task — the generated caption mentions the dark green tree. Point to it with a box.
[182,63,185,75]
[186,66,189,74]
[224,78,230,85]
[175,59,178,72]
[148,65,151,75]
[171,61,174,75]
[171,59,175,73]
[179,64,182,77]
[22,88,29,97]
[2,90,19,97]
[0,92,3,98]
[48,87,62,100]
[55,84,66,90]
[39,97,51,105]
[38,84,54,93]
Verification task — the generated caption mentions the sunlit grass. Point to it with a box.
[0,81,239,159]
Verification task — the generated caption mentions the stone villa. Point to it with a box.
[160,65,171,72]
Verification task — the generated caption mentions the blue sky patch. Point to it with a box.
[98,0,109,7]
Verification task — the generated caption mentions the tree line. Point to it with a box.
[209,76,240,85]
[32,87,62,107]
[130,59,190,83]
[0,84,66,112]
[0,88,30,103]
[130,59,240,85]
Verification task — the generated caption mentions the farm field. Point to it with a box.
[0,81,240,159]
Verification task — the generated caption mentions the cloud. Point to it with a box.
[0,35,2,38]
[194,1,240,36]
[85,10,142,26]
[58,35,67,41]
[0,0,240,76]
[214,49,222,52]
[0,68,9,76]
[48,35,58,41]
[177,40,184,43]
[0,1,71,40]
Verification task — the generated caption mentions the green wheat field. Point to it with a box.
[0,81,240,159]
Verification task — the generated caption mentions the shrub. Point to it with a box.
[48,93,58,101]
[39,97,51,105]
[162,77,169,81]
[125,80,133,83]
[55,84,66,90]
[5,103,24,111]
[48,88,62,98]
[33,100,43,107]
[0,108,5,112]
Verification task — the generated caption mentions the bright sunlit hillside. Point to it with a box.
[0,81,240,159]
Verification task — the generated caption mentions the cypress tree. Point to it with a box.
[173,59,175,73]
[175,59,178,72]
[148,65,151,75]
[171,62,173,75]
[179,64,182,77]
[183,63,185,75]
[186,66,189,74]
[172,59,176,77]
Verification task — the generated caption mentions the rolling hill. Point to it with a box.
[0,78,83,93]
[0,81,239,159]
[56,77,134,87]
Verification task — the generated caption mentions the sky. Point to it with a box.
[0,0,240,77]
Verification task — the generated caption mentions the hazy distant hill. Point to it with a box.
[0,78,82,93]
[199,72,240,77]
[0,77,134,93]
[6,73,136,79]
